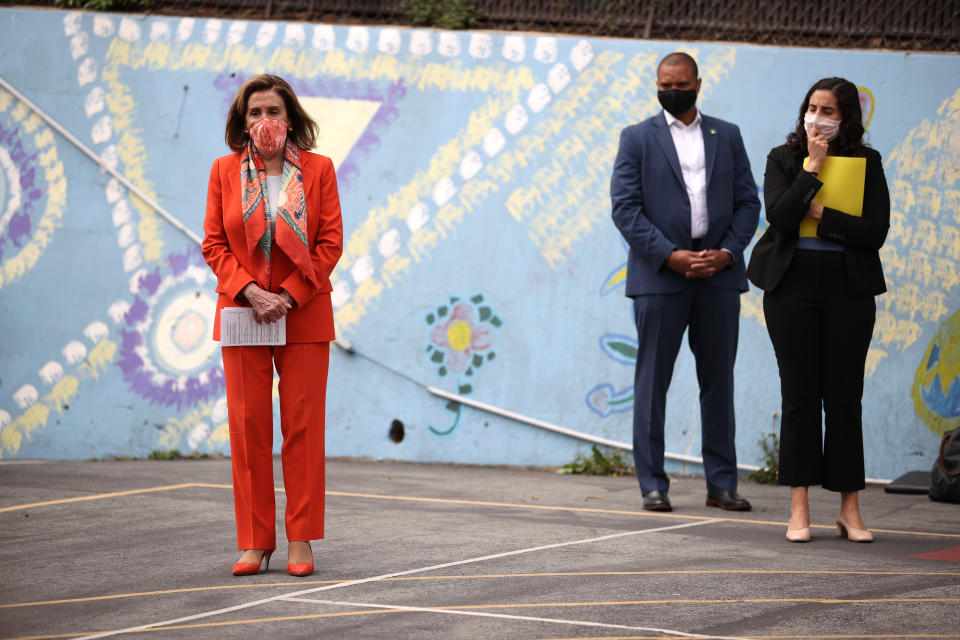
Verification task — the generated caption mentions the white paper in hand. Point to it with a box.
[220,308,286,346]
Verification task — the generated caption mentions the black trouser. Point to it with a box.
[762,250,875,492]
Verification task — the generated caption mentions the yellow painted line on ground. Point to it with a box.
[3,634,86,640]
[2,609,395,640]
[535,637,692,640]
[0,580,346,609]
[4,482,958,540]
[537,636,960,640]
[5,569,958,610]
[11,597,960,640]
[388,569,960,579]
[16,632,960,640]
[430,597,960,608]
[322,489,960,539]
[0,484,198,513]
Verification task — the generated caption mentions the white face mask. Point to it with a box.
[804,112,841,142]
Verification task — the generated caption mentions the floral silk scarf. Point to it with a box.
[240,140,317,290]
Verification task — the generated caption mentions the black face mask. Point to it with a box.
[657,89,698,118]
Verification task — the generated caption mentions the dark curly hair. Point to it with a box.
[224,74,319,152]
[786,77,867,157]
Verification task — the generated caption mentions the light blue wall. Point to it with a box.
[1,8,958,481]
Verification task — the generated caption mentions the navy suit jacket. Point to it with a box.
[611,111,760,295]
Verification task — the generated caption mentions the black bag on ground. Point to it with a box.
[929,428,960,504]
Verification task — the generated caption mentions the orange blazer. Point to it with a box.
[202,150,343,343]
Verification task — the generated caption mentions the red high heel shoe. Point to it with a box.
[287,561,314,577]
[232,549,274,576]
[287,541,314,577]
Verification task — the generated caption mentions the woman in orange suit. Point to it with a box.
[202,74,343,577]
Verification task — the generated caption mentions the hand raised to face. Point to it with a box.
[806,128,829,174]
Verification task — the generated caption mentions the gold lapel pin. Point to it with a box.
[710,128,717,134]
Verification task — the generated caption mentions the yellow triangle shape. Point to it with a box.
[300,96,383,169]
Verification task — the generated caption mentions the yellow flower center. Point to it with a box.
[447,320,472,351]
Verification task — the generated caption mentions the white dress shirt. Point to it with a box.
[664,109,708,240]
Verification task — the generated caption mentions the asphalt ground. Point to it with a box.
[1,458,958,640]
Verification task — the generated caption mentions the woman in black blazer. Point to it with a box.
[746,77,890,543]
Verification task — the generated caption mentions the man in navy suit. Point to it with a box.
[610,52,760,512]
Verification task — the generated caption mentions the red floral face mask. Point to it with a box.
[249,117,288,156]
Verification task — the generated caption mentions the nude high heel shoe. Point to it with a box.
[785,526,811,542]
[232,549,274,576]
[836,516,874,543]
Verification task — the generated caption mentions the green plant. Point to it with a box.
[54,0,153,11]
[400,0,479,30]
[148,448,182,460]
[560,445,634,477]
[748,429,780,485]
[593,0,631,34]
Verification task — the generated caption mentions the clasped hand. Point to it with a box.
[667,249,732,278]
[242,282,294,324]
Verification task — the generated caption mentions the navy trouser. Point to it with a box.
[631,281,741,495]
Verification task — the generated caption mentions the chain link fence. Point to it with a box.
[23,0,960,51]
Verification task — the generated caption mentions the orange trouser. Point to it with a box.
[221,342,329,550]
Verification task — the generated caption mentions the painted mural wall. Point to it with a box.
[1,8,958,481]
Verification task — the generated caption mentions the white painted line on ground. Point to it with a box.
[285,596,741,639]
[71,519,719,639]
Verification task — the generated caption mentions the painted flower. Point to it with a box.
[117,248,224,410]
[427,296,499,376]
[586,334,638,417]
[587,233,638,417]
[424,293,502,437]
[0,119,42,264]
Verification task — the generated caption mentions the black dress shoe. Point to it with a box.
[642,490,673,512]
[705,490,751,511]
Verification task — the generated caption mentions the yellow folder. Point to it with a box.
[799,156,866,238]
